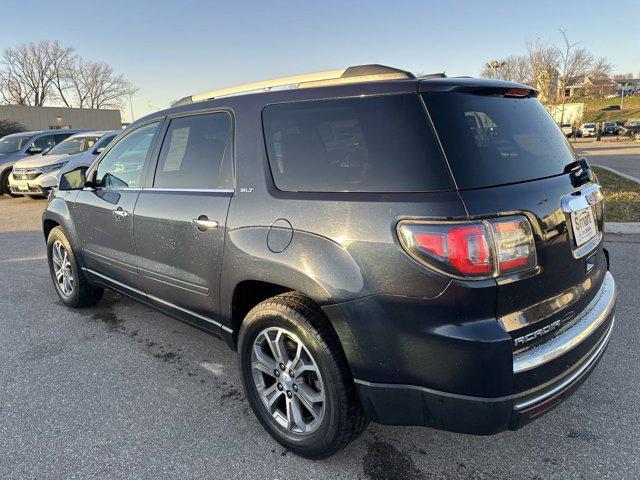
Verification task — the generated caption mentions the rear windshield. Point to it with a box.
[423,93,577,189]
[262,95,452,192]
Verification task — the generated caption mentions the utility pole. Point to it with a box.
[621,83,628,110]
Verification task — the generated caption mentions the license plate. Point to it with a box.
[571,206,597,246]
[17,181,29,192]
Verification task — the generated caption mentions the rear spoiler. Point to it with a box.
[419,78,538,98]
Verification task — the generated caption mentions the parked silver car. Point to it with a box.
[9,131,120,197]
[0,130,85,196]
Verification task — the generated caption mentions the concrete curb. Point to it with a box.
[606,222,640,235]
[592,164,640,184]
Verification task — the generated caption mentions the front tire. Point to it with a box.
[238,292,367,459]
[47,226,104,308]
[1,170,19,197]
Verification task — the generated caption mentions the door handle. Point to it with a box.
[113,208,130,221]
[191,217,219,231]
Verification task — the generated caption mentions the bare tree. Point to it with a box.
[480,55,531,84]
[525,39,560,103]
[0,41,74,106]
[590,57,613,83]
[66,60,137,109]
[0,118,26,137]
[554,30,594,123]
[0,40,137,110]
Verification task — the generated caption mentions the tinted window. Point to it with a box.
[154,113,232,189]
[94,133,118,151]
[54,133,72,144]
[33,135,57,150]
[95,122,159,188]
[262,95,451,192]
[0,134,33,154]
[47,136,100,155]
[423,93,577,189]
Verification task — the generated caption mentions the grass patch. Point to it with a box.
[549,97,640,123]
[578,96,640,111]
[592,166,640,222]
[584,108,640,123]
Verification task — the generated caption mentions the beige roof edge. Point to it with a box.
[180,64,416,105]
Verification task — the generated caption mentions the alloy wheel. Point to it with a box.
[251,327,326,435]
[52,240,74,297]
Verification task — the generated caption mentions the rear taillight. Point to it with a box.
[397,215,537,280]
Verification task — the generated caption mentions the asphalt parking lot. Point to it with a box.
[575,141,640,180]
[1,192,639,479]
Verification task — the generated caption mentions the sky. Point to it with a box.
[0,0,638,122]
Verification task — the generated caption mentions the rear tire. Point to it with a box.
[46,226,104,308]
[238,292,367,459]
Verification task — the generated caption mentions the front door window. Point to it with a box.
[94,122,159,189]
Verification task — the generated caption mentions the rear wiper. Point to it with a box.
[564,157,593,187]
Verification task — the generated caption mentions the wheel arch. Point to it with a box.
[42,198,81,255]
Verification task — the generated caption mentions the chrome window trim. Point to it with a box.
[513,271,616,374]
[143,187,234,193]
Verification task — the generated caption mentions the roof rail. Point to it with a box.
[173,64,415,106]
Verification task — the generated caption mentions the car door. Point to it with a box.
[73,121,161,292]
[133,112,234,333]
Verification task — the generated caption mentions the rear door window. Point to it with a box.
[423,93,577,189]
[94,133,118,151]
[153,113,233,190]
[262,95,452,192]
[33,135,57,151]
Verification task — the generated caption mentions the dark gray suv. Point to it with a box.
[43,65,617,459]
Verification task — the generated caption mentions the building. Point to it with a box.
[0,104,122,131]
[563,76,616,98]
[546,102,584,125]
[614,79,640,95]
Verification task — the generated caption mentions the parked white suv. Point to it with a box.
[10,131,119,197]
[579,123,597,137]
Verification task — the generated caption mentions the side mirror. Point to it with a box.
[59,166,88,191]
[93,147,105,155]
[26,146,43,155]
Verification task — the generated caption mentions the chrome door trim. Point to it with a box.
[191,218,219,231]
[82,267,233,333]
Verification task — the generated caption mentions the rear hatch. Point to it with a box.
[421,86,606,356]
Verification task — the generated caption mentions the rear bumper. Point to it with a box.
[350,272,617,434]
[355,318,613,434]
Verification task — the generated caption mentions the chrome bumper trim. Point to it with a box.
[513,271,616,374]
[514,317,614,411]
